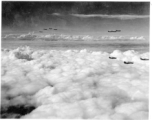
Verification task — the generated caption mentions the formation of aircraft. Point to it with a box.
[39,27,58,33]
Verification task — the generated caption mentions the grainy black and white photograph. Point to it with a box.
[1,1,150,119]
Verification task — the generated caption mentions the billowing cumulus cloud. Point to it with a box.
[1,46,149,119]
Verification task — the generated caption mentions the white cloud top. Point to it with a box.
[1,46,149,119]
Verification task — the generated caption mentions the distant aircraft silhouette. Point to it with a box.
[44,29,47,30]
[109,57,116,59]
[140,58,149,61]
[124,61,133,64]
[54,29,57,30]
[108,30,121,32]
[39,31,43,33]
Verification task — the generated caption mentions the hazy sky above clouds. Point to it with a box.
[2,2,150,37]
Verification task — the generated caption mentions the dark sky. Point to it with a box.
[2,2,150,26]
[2,1,150,37]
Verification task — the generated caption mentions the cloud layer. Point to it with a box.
[71,14,149,20]
[1,46,149,119]
[2,33,147,41]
